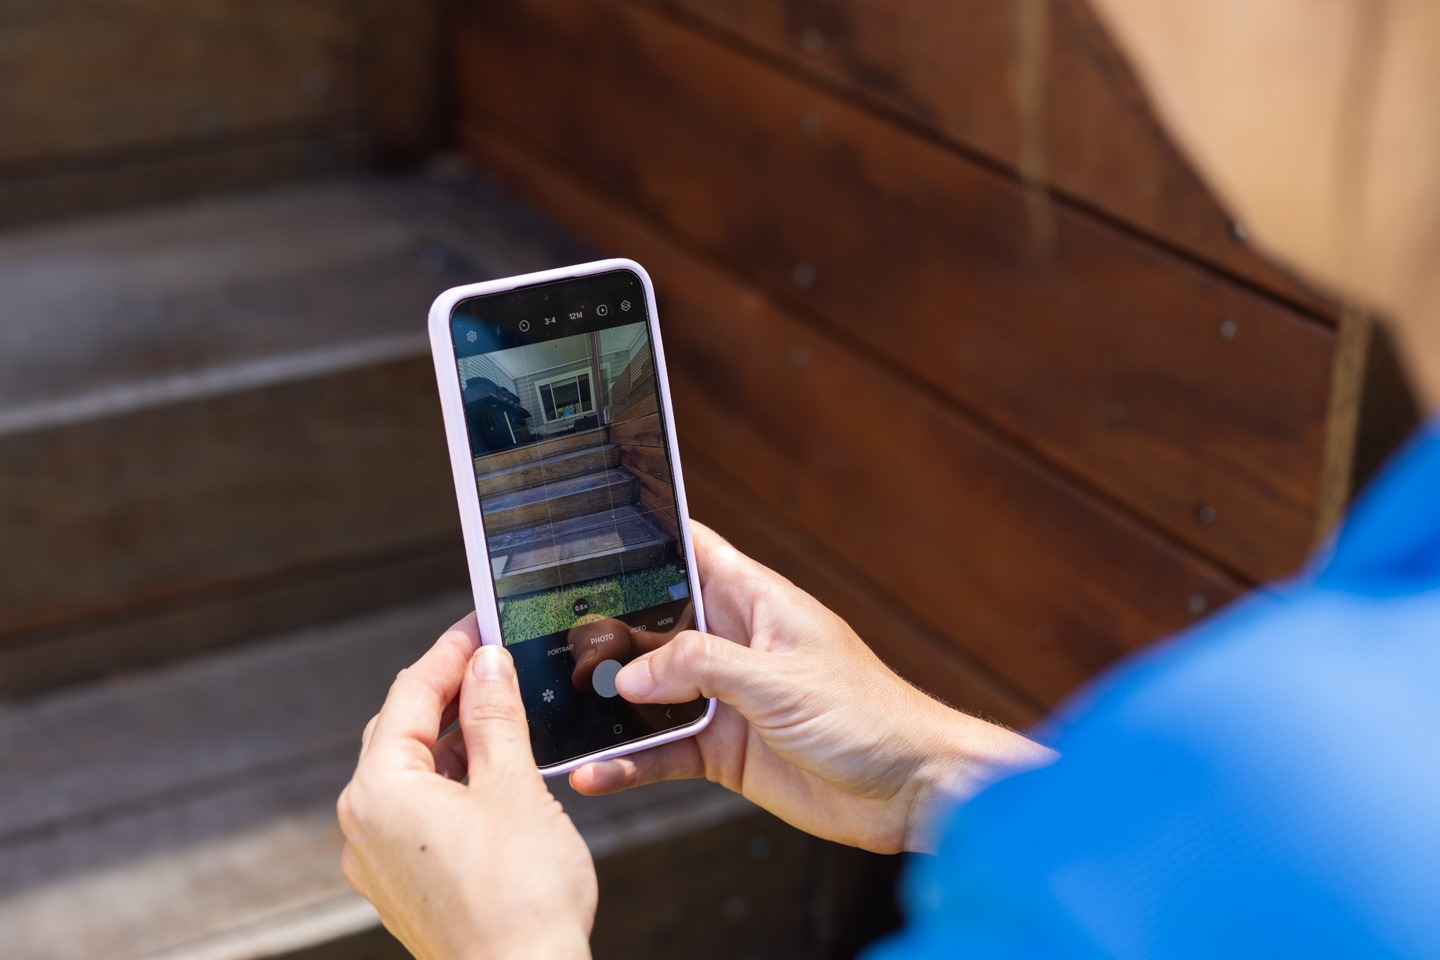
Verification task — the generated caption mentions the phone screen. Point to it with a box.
[446,267,708,768]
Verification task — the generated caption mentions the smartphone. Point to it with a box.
[428,259,714,776]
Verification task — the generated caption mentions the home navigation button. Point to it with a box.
[592,659,622,698]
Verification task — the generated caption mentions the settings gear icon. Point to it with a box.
[541,688,555,703]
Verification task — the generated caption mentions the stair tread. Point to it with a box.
[477,442,619,482]
[496,510,668,575]
[0,174,581,414]
[472,427,609,471]
[0,593,747,960]
[0,167,599,695]
[481,467,636,514]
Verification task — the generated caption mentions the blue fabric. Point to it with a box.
[869,419,1440,959]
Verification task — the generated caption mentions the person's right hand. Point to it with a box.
[570,523,1054,854]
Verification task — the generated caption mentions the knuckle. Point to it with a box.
[338,774,377,830]
[675,631,715,675]
[339,844,363,893]
[336,785,357,833]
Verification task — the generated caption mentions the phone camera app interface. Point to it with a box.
[449,270,706,766]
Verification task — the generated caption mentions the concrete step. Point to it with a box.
[475,442,620,499]
[481,467,640,535]
[490,505,673,598]
[472,426,608,475]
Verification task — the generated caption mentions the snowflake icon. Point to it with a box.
[542,688,555,703]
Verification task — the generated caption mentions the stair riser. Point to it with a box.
[495,539,671,598]
[474,445,619,499]
[471,428,607,474]
[482,477,639,534]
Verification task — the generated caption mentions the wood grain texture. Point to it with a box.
[613,392,660,426]
[611,412,665,448]
[460,125,1245,705]
[0,173,595,683]
[683,466,1040,728]
[0,131,368,233]
[0,0,361,168]
[620,445,681,537]
[0,539,467,702]
[0,355,457,641]
[608,341,657,414]
[0,1,454,225]
[0,594,751,960]
[453,0,1338,585]
[362,0,448,162]
[643,0,1332,312]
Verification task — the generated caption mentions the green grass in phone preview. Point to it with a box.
[500,563,688,645]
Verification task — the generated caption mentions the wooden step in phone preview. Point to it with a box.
[490,505,673,597]
[474,439,619,499]
[475,430,675,596]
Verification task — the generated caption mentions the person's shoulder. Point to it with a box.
[1054,582,1440,761]
[890,584,1440,958]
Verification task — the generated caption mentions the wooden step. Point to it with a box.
[475,442,620,499]
[471,427,608,474]
[491,505,673,597]
[0,168,594,699]
[0,593,753,960]
[481,468,639,535]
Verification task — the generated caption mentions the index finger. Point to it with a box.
[362,613,482,772]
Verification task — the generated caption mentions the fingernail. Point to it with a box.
[472,645,510,682]
[616,659,655,699]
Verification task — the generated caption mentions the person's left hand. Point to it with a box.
[337,614,596,960]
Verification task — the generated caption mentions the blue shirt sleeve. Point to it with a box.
[866,585,1440,960]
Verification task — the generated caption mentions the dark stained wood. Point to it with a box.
[0,2,455,227]
[475,444,619,499]
[0,355,458,642]
[0,593,752,960]
[590,810,812,959]
[0,539,467,703]
[611,412,665,448]
[472,428,609,475]
[0,1,361,168]
[459,126,1245,705]
[608,341,657,414]
[683,466,1040,729]
[363,0,448,162]
[614,392,660,425]
[643,0,1333,313]
[0,132,368,233]
[619,444,680,537]
[453,0,1339,585]
[0,173,597,683]
[619,444,673,485]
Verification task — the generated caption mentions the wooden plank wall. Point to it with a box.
[451,0,1353,720]
[0,0,444,229]
[609,339,681,538]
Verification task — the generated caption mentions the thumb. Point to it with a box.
[616,631,779,714]
[460,644,535,775]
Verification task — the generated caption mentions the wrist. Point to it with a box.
[461,923,590,960]
[903,699,1056,854]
